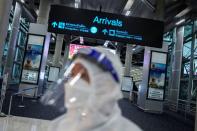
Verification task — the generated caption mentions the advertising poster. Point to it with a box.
[147,51,167,101]
[21,70,39,84]
[21,35,45,84]
[23,44,42,70]
[69,44,90,59]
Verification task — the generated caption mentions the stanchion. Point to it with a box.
[18,95,25,108]
[0,73,8,117]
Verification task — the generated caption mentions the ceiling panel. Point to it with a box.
[81,0,128,14]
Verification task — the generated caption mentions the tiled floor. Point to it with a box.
[119,99,194,131]
[0,116,49,131]
[1,93,195,131]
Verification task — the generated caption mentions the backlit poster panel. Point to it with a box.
[147,51,167,101]
[21,34,45,84]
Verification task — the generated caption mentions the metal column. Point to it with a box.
[63,36,70,65]
[37,0,51,24]
[187,21,196,112]
[0,0,13,70]
[169,26,184,111]
[4,2,22,80]
[63,43,70,65]
[37,0,51,95]
[53,34,64,66]
[124,44,133,77]
[167,29,176,101]
[195,20,197,131]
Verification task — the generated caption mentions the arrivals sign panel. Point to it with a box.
[48,5,164,48]
[147,51,167,101]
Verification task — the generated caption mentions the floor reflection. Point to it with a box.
[0,116,49,131]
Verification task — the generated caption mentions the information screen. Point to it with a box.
[121,76,133,92]
[48,66,60,82]
[48,5,164,48]
[147,51,167,101]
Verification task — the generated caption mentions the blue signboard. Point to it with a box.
[48,5,164,48]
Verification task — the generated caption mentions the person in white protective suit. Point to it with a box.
[44,47,142,131]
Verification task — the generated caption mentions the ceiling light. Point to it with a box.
[175,7,191,18]
[104,40,110,47]
[125,11,131,16]
[21,0,25,3]
[124,0,134,11]
[132,48,136,51]
[175,19,185,26]
[75,3,79,8]
[36,9,39,15]
[80,37,84,44]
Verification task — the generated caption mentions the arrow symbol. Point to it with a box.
[52,21,58,28]
[102,29,108,35]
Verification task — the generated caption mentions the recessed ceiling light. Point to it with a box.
[125,10,131,16]
[75,3,79,8]
[21,0,25,3]
[175,19,185,26]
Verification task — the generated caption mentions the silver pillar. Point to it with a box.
[38,33,51,96]
[187,22,196,112]
[169,26,184,111]
[0,0,13,68]
[195,20,197,131]
[52,0,66,67]
[124,44,133,76]
[63,43,70,65]
[37,0,51,24]
[37,0,51,95]
[116,44,121,58]
[53,34,64,67]
[196,99,197,131]
[4,2,22,80]
[167,29,176,100]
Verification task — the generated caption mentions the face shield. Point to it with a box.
[41,48,120,112]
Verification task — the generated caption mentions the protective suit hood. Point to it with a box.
[47,47,141,131]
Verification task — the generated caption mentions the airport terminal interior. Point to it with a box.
[0,0,197,131]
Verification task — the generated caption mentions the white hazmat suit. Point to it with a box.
[47,47,142,131]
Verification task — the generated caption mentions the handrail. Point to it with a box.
[8,86,38,116]
[178,99,196,104]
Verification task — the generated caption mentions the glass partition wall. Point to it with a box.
[1,8,29,84]
[164,19,197,118]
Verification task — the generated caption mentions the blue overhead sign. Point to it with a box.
[48,5,164,48]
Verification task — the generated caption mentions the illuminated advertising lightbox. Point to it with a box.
[21,34,45,84]
[48,5,164,48]
[69,44,91,59]
[147,51,167,101]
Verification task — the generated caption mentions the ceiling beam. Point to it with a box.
[141,0,155,12]
[122,0,135,15]
[123,0,135,11]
